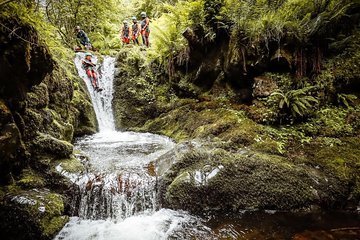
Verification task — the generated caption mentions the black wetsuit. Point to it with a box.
[77,30,91,46]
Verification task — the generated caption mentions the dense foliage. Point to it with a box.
[1,0,359,125]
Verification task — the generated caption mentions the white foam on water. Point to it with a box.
[54,209,212,240]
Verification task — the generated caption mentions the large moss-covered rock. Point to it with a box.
[0,187,68,240]
[31,133,73,159]
[139,100,261,144]
[139,99,360,214]
[160,146,351,215]
[71,80,98,136]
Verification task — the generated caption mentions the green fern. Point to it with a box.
[337,94,358,108]
[269,86,319,120]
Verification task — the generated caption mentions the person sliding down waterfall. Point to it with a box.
[82,53,102,92]
[140,12,150,47]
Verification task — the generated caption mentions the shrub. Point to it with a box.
[268,86,318,123]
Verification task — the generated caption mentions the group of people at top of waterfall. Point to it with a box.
[74,12,150,93]
[121,12,150,47]
[74,11,150,51]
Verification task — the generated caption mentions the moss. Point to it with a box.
[17,168,45,189]
[38,193,68,238]
[41,216,68,238]
[27,83,49,109]
[0,188,67,240]
[286,136,360,207]
[251,138,285,155]
[31,133,73,159]
[141,102,262,146]
[56,157,85,174]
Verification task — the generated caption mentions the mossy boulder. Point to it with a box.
[291,137,360,207]
[27,83,50,109]
[31,133,73,159]
[160,146,350,215]
[56,156,85,174]
[0,187,68,240]
[17,168,46,189]
[71,80,98,136]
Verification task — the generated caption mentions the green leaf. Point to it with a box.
[292,104,302,116]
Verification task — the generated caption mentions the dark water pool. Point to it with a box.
[206,211,360,239]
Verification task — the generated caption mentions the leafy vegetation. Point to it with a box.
[268,86,319,122]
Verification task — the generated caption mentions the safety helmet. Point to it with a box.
[75,26,81,30]
[85,52,92,57]
[140,12,147,17]
[132,16,137,21]
[123,20,128,24]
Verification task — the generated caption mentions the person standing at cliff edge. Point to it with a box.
[140,12,150,47]
[121,20,132,45]
[131,16,141,45]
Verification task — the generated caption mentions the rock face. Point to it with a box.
[112,48,174,130]
[0,16,97,239]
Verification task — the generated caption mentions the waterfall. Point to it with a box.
[74,53,115,131]
[71,53,173,220]
[54,54,214,240]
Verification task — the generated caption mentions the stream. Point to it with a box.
[54,53,360,240]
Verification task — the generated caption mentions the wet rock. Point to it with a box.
[252,76,278,98]
[32,134,73,159]
[0,100,26,183]
[0,188,68,240]
[27,83,49,109]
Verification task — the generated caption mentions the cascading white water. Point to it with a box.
[54,53,215,240]
[74,53,115,131]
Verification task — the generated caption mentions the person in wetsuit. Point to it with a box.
[140,12,150,47]
[75,26,92,50]
[121,20,132,45]
[82,53,102,92]
[131,17,141,45]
